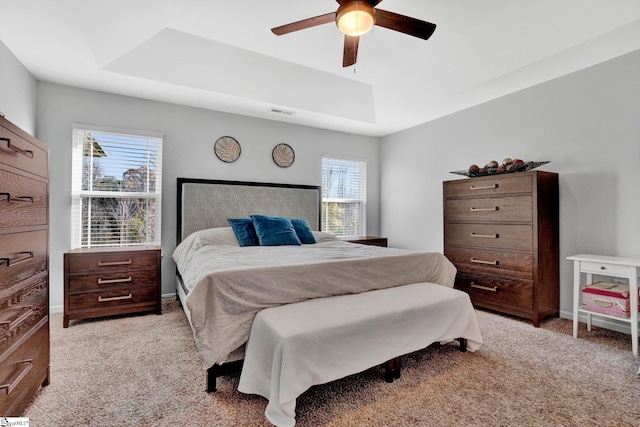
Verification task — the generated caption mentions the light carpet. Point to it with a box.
[23,300,640,426]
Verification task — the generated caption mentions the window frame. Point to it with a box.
[71,124,163,249]
[321,154,367,238]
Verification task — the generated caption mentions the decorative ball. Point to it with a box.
[487,160,499,168]
[502,158,513,167]
[468,164,480,175]
[512,158,525,170]
[496,166,505,174]
[486,167,497,175]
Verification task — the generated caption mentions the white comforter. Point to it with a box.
[174,234,457,366]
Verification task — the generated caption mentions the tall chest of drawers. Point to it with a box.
[443,171,559,326]
[0,115,50,416]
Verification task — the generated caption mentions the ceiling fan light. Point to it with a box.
[337,1,375,37]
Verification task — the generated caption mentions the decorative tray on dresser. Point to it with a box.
[0,115,50,416]
[443,170,559,326]
[63,246,161,328]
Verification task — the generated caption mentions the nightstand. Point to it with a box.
[342,236,388,248]
[63,246,161,327]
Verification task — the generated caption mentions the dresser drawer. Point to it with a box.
[444,174,532,198]
[578,261,632,277]
[67,284,158,312]
[445,246,533,280]
[445,223,532,251]
[0,320,49,415]
[0,273,48,359]
[0,125,48,179]
[67,269,158,293]
[0,230,48,293]
[66,250,158,275]
[0,169,47,228]
[455,272,533,310]
[445,195,532,223]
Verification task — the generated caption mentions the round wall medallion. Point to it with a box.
[214,136,241,163]
[272,143,295,168]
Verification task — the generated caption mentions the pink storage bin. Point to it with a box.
[582,281,639,318]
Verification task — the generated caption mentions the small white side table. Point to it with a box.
[567,254,640,356]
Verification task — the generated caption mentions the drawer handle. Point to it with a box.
[98,293,133,302]
[471,257,499,266]
[470,282,498,292]
[0,305,33,330]
[0,251,34,267]
[0,193,34,203]
[0,137,34,158]
[470,232,499,239]
[0,359,33,395]
[97,276,132,285]
[469,206,498,212]
[98,259,133,266]
[470,184,498,191]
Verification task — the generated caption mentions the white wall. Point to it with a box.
[380,48,640,322]
[36,82,381,311]
[0,39,37,134]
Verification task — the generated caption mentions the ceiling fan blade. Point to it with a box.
[271,12,336,36]
[343,35,359,67]
[374,9,436,40]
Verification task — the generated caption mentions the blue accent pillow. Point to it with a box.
[291,219,316,244]
[227,218,259,246]
[250,215,301,246]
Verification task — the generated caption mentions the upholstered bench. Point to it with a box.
[238,281,483,427]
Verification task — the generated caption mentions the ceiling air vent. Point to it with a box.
[269,107,295,116]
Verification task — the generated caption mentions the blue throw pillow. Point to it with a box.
[250,215,301,246]
[291,219,316,244]
[227,218,259,246]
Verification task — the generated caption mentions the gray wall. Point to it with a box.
[35,82,381,312]
[0,39,37,133]
[380,48,640,326]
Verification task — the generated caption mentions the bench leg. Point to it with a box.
[384,357,402,383]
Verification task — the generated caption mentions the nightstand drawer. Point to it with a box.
[444,195,532,223]
[579,261,632,277]
[0,169,47,229]
[455,272,533,310]
[66,269,159,293]
[66,250,158,275]
[67,284,158,312]
[445,223,532,251]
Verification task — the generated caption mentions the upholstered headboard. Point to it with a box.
[177,178,322,243]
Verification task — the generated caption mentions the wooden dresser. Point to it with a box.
[63,246,161,327]
[0,115,50,416]
[443,170,559,326]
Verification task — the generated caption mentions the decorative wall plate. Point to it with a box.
[272,143,295,168]
[214,136,241,163]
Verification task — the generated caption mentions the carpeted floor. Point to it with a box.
[23,300,640,426]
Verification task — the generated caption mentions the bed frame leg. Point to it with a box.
[206,360,245,393]
[206,365,218,393]
[384,357,402,383]
[456,338,467,352]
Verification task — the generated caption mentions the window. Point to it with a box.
[321,155,367,237]
[71,125,163,248]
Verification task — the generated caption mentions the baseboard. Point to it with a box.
[559,309,636,335]
[50,292,178,315]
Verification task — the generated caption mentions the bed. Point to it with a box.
[174,178,482,394]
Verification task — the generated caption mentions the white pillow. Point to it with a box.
[173,227,240,270]
[312,231,340,243]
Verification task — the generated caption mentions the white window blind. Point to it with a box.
[321,155,367,237]
[71,125,163,248]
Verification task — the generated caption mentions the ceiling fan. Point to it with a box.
[271,0,436,67]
